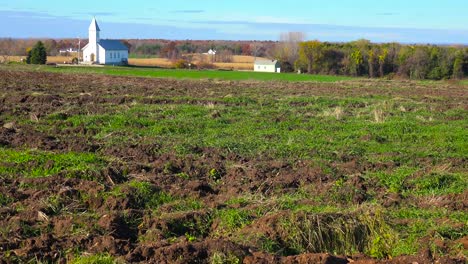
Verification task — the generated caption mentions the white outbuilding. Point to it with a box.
[254,59,281,73]
[82,18,129,65]
[204,49,217,55]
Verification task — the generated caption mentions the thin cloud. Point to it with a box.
[172,10,205,14]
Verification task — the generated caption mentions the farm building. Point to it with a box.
[254,59,281,73]
[204,49,217,55]
[59,48,78,54]
[82,18,129,65]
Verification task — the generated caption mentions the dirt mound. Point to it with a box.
[244,252,348,264]
[126,239,249,263]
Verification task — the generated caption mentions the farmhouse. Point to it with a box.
[204,49,217,55]
[82,18,129,65]
[59,48,78,54]
[254,59,281,73]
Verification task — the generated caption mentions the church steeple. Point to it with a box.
[89,17,101,32]
[89,17,100,44]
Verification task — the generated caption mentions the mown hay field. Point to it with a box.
[6,55,256,70]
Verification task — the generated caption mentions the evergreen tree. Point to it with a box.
[25,48,32,64]
[29,41,47,64]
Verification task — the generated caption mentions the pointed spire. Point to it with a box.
[89,17,100,31]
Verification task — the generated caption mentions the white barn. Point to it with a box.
[254,59,281,73]
[82,18,129,65]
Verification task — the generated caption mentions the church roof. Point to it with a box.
[98,39,128,51]
[89,17,100,31]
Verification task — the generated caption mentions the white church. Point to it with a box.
[82,18,129,65]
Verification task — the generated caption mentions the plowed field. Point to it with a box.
[0,68,466,263]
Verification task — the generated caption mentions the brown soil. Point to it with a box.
[0,69,466,263]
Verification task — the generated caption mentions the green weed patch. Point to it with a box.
[0,148,104,179]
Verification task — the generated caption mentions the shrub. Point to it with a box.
[280,61,295,73]
[174,59,188,69]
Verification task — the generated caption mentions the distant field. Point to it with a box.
[128,58,174,67]
[27,64,353,82]
[8,55,75,64]
[129,55,255,70]
[7,55,256,70]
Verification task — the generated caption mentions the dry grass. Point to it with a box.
[322,106,344,120]
[278,210,396,257]
[130,55,256,70]
[373,108,385,123]
[231,55,256,63]
[128,58,173,67]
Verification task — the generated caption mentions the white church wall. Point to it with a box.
[83,45,96,63]
[115,50,128,64]
[98,46,106,64]
[104,50,129,65]
[122,50,129,63]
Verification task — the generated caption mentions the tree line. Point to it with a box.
[276,34,468,80]
[1,36,467,79]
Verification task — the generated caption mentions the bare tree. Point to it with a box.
[250,42,263,58]
[0,38,15,64]
[216,50,233,63]
[275,32,305,69]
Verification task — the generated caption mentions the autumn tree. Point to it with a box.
[378,48,389,77]
[349,49,364,76]
[320,46,345,75]
[368,48,376,78]
[251,42,266,58]
[396,45,415,77]
[162,41,179,60]
[241,44,251,55]
[452,51,465,79]
[44,39,58,56]
[298,40,323,74]
[408,46,431,79]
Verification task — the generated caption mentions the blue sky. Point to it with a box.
[1,0,468,43]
